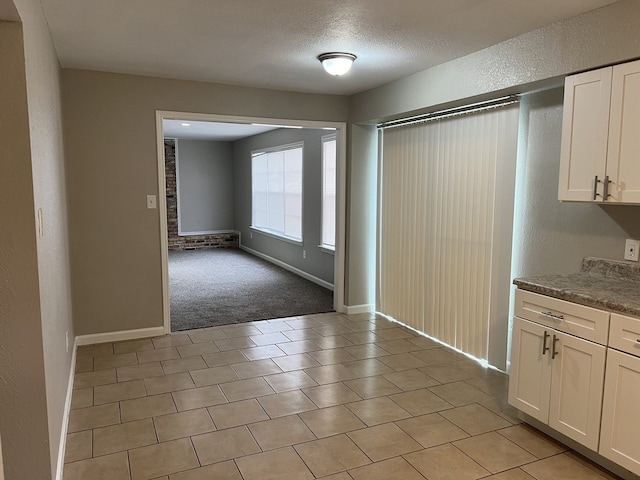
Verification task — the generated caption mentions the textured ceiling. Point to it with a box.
[39,0,620,95]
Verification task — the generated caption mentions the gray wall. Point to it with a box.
[350,0,640,124]
[177,139,234,234]
[512,88,640,278]
[1,0,74,476]
[346,123,378,308]
[233,128,335,285]
[62,69,349,335]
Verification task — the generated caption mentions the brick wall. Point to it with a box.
[164,139,239,250]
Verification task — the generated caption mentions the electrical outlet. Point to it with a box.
[303,250,306,259]
[624,239,639,262]
[65,331,69,353]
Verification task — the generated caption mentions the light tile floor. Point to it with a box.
[64,312,623,480]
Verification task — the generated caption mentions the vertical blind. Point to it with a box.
[377,104,519,364]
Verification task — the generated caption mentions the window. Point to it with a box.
[321,134,337,250]
[251,143,303,242]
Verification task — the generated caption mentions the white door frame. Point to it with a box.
[155,110,348,333]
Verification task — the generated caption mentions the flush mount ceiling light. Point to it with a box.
[318,52,356,76]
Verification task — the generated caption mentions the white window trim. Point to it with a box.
[321,133,337,251]
[319,245,335,254]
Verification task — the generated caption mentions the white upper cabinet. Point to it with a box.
[559,59,640,203]
[607,61,640,203]
[559,68,612,202]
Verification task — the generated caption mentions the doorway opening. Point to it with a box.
[155,111,347,333]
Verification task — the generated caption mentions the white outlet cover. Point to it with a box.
[624,239,639,262]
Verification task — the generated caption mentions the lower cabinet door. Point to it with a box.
[599,349,640,475]
[508,317,552,423]
[548,330,606,450]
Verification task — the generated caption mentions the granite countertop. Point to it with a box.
[513,257,640,317]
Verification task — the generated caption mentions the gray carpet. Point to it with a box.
[169,248,334,331]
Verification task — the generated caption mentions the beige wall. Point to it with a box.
[0,0,75,476]
[16,0,75,474]
[62,69,349,335]
[0,20,53,480]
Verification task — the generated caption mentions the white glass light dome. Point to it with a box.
[318,53,356,76]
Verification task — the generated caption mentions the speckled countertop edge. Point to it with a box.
[513,258,640,317]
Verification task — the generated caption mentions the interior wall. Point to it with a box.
[177,139,234,234]
[233,128,335,285]
[344,123,378,308]
[62,68,348,335]
[0,20,54,480]
[17,0,75,474]
[345,0,640,317]
[512,88,640,278]
[165,140,238,250]
[350,0,640,124]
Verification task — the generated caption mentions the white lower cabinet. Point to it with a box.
[509,318,552,421]
[548,328,606,450]
[509,316,606,450]
[599,344,640,475]
[510,290,640,477]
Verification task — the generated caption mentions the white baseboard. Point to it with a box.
[58,326,164,477]
[55,338,77,480]
[75,326,166,346]
[177,229,237,236]
[239,244,334,291]
[344,304,374,315]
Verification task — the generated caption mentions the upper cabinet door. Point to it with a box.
[607,59,640,203]
[559,68,612,202]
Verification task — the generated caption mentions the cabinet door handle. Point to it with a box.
[551,335,560,359]
[603,175,611,200]
[593,175,600,200]
[542,331,550,355]
[540,311,564,321]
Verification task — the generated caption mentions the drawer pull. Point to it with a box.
[540,311,564,321]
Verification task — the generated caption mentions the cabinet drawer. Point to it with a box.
[609,313,640,356]
[515,289,609,344]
